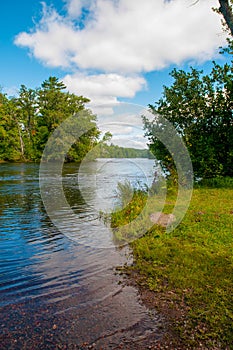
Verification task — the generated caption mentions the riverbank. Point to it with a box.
[116,185,233,348]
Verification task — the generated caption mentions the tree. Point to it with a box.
[37,77,70,133]
[0,77,101,163]
[36,77,99,162]
[143,60,233,179]
[0,93,22,161]
[33,77,96,161]
[15,85,38,159]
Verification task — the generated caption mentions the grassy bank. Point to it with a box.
[112,183,233,348]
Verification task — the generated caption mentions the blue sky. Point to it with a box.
[0,1,62,94]
[0,0,228,109]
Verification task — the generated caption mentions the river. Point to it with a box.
[0,159,164,349]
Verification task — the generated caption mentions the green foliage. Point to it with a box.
[144,52,233,179]
[0,94,22,161]
[196,176,233,188]
[109,179,173,244]
[110,188,149,243]
[0,77,100,162]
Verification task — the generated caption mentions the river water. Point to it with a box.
[0,160,164,349]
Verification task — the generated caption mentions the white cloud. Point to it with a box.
[15,4,79,68]
[62,72,146,107]
[95,106,150,149]
[99,122,148,149]
[14,0,226,106]
[15,0,225,72]
[111,136,147,149]
[65,0,93,18]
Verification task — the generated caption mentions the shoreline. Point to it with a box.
[125,268,203,350]
[113,185,233,349]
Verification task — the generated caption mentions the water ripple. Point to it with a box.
[0,161,163,348]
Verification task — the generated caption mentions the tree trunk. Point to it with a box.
[18,124,25,160]
[14,118,25,160]
[219,0,233,36]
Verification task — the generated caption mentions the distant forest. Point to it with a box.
[96,143,153,159]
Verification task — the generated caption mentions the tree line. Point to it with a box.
[0,77,100,162]
[96,143,153,159]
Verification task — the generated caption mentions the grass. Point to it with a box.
[111,182,233,348]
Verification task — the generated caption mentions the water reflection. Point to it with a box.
[0,161,164,348]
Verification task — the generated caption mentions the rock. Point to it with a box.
[149,212,176,228]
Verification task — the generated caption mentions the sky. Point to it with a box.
[0,0,229,147]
